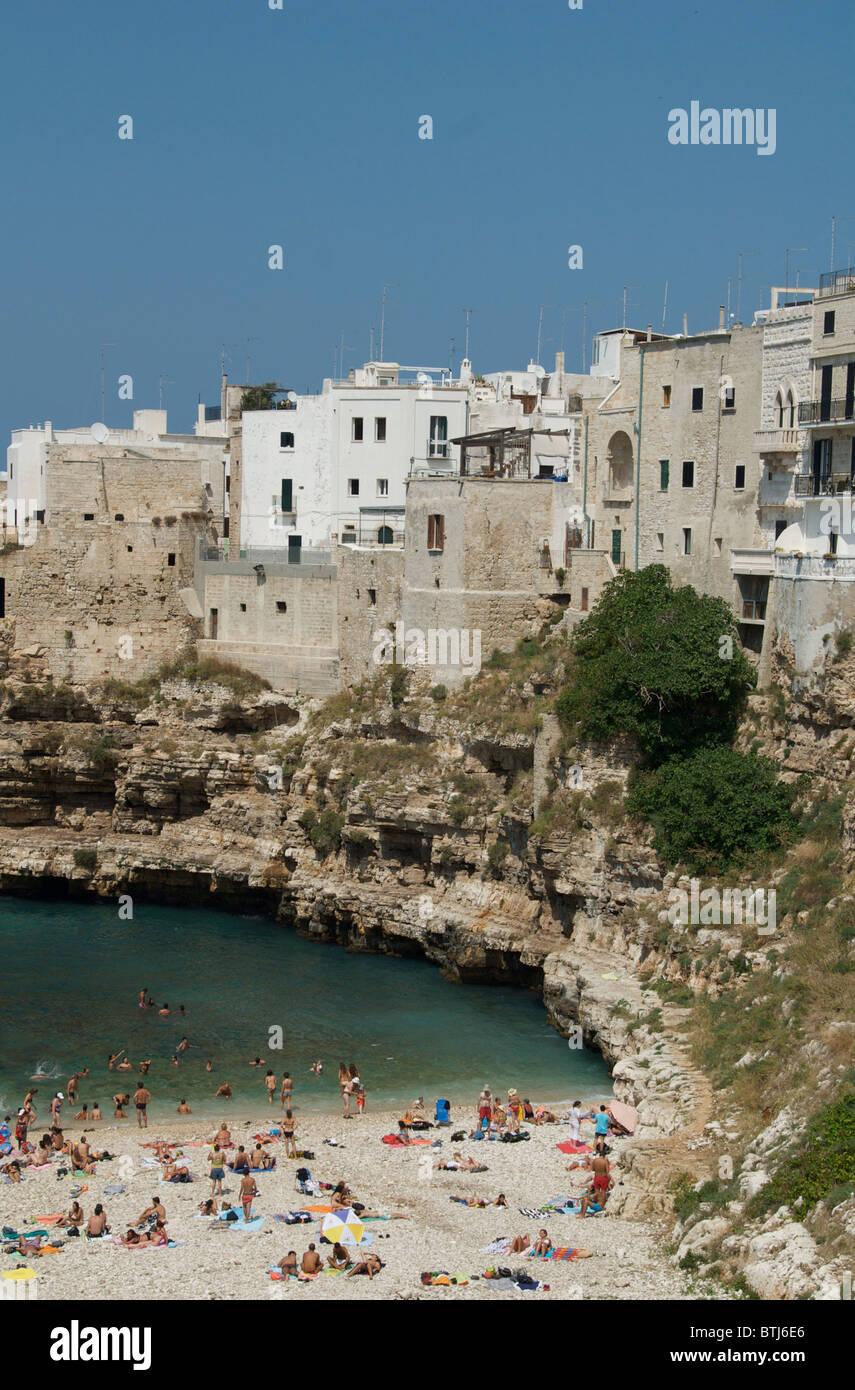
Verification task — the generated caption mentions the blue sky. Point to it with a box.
[1,0,852,442]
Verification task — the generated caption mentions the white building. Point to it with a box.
[238,362,469,554]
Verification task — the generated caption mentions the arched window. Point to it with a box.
[606,430,634,493]
[377,525,394,545]
[785,390,795,428]
[775,390,784,428]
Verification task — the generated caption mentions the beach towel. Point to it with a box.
[381,1134,433,1147]
[28,1215,63,1225]
[556,1140,591,1155]
[1,1268,37,1282]
[214,1209,266,1232]
[272,1212,313,1224]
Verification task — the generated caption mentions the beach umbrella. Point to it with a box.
[320,1208,365,1246]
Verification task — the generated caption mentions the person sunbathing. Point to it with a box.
[300,1244,323,1275]
[277,1250,298,1277]
[440,1152,485,1171]
[136,1196,166,1227]
[326,1242,352,1271]
[162,1160,191,1182]
[58,1200,84,1229]
[350,1202,409,1219]
[230,1146,251,1173]
[578,1158,613,1216]
[535,1107,557,1124]
[509,1234,530,1253]
[2,1160,22,1182]
[532,1229,552,1256]
[198,1198,218,1216]
[120,1228,143,1246]
[149,1221,169,1246]
[345,1253,383,1279]
[395,1121,412,1145]
[212,1124,231,1147]
[330,1186,353,1211]
[87,1204,109,1237]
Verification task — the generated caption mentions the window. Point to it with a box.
[682,460,695,488]
[348,478,359,497]
[167,552,175,566]
[375,417,386,442]
[659,459,670,491]
[580,587,589,612]
[352,417,364,442]
[281,479,293,512]
[829,530,839,555]
[127,545,133,553]
[225,476,230,494]
[367,588,376,606]
[724,385,736,409]
[775,519,787,541]
[427,513,445,551]
[713,537,722,556]
[429,415,448,458]
[663,384,671,407]
[83,513,94,520]
[691,387,704,411]
[240,603,247,612]
[377,478,389,497]
[824,310,836,335]
[377,525,393,545]
[734,464,746,490]
[276,601,288,613]
[682,527,692,555]
[114,513,124,522]
[656,532,664,551]
[279,431,294,449]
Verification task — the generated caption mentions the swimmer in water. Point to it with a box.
[139,1060,151,1074]
[158,1003,170,1017]
[107,1051,125,1070]
[249,1057,266,1067]
[206,1061,213,1073]
[177,1038,189,1053]
[138,988,147,1009]
[114,1093,129,1118]
[171,1055,179,1067]
[214,1082,232,1099]
[177,1099,192,1114]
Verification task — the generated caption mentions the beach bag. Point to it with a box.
[66,1226,79,1237]
[451,1130,466,1142]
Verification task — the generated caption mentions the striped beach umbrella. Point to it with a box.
[320,1208,365,1246]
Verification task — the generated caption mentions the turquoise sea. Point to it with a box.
[0,895,609,1122]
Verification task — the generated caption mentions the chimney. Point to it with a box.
[683,313,688,337]
[719,305,726,330]
[646,325,652,341]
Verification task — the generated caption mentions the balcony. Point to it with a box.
[730,548,775,576]
[818,268,855,299]
[798,399,855,425]
[793,472,855,497]
[752,427,800,455]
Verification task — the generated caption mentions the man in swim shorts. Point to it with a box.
[133,1082,151,1129]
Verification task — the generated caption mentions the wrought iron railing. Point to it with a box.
[818,268,855,299]
[798,399,855,424]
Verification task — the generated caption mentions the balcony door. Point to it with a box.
[820,365,833,423]
[813,438,832,491]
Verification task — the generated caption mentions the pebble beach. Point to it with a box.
[1,1104,704,1301]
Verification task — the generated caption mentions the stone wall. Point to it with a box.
[337,543,405,687]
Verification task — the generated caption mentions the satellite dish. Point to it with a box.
[286,391,298,403]
[90,422,110,444]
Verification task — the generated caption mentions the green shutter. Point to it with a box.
[660,459,669,491]
[281,479,293,512]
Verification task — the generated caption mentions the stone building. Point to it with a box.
[0,419,227,682]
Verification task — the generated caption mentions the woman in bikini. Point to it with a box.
[280,1109,297,1159]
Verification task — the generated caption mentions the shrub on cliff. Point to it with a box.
[556,565,755,762]
[627,745,796,874]
[747,1093,855,1218]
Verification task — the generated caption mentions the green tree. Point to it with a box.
[556,565,756,761]
[241,382,281,411]
[627,745,795,873]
